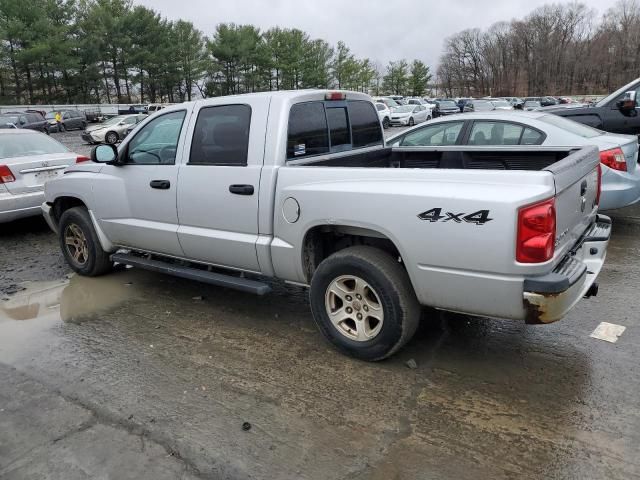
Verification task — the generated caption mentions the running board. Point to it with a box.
[110,253,272,296]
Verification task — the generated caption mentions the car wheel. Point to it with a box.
[382,117,390,129]
[427,115,432,121]
[309,246,420,361]
[59,123,66,132]
[408,117,415,126]
[105,131,118,144]
[59,207,113,277]
[81,121,87,130]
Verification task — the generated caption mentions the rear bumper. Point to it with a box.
[600,167,640,211]
[523,215,611,324]
[0,190,44,223]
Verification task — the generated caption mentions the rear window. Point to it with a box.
[287,100,382,160]
[538,114,602,138]
[0,132,69,159]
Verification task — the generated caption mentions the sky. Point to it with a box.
[136,0,619,69]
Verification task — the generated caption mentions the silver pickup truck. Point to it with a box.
[42,90,610,361]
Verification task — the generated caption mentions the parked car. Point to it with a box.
[118,104,148,115]
[457,98,473,112]
[375,102,391,129]
[463,100,496,112]
[502,97,524,109]
[543,77,640,136]
[46,110,87,132]
[372,96,401,111]
[83,108,104,123]
[389,104,431,126]
[524,100,542,111]
[386,111,640,210]
[81,114,146,144]
[490,99,514,111]
[433,100,460,117]
[525,96,557,107]
[389,95,405,105]
[0,129,88,222]
[0,111,49,134]
[42,90,608,361]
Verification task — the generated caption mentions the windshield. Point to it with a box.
[539,114,602,138]
[103,116,128,126]
[491,100,510,108]
[0,115,19,125]
[0,132,69,158]
[439,101,457,109]
[45,112,58,119]
[380,97,400,108]
[395,105,416,113]
[473,101,494,111]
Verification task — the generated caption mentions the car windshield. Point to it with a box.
[395,105,416,113]
[0,132,69,159]
[473,101,494,110]
[538,114,602,138]
[439,101,457,108]
[381,98,400,108]
[103,116,128,126]
[45,112,58,119]
[0,115,19,125]
[491,100,510,108]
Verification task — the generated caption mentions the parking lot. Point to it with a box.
[0,128,638,479]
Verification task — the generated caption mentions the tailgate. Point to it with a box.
[546,146,600,260]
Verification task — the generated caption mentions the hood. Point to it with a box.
[539,104,591,114]
[85,124,108,133]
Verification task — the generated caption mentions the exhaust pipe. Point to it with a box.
[584,282,599,299]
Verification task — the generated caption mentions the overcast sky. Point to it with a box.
[136,0,619,68]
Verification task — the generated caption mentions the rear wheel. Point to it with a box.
[81,121,87,130]
[59,207,113,277]
[105,131,118,144]
[408,117,415,126]
[427,115,432,121]
[309,246,420,361]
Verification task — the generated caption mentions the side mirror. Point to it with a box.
[91,144,119,164]
[19,118,26,125]
[618,91,637,111]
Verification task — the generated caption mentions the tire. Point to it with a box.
[81,121,87,130]
[59,123,66,132]
[58,207,113,277]
[427,115,432,121]
[309,246,420,361]
[105,131,118,144]
[408,117,415,126]
[382,117,390,129]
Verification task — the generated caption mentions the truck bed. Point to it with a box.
[294,147,573,171]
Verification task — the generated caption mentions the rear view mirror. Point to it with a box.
[618,91,637,111]
[91,144,118,164]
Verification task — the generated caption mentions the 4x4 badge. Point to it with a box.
[418,208,493,225]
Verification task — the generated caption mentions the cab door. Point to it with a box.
[176,97,270,273]
[91,109,190,257]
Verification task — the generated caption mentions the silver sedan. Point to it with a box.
[386,111,640,210]
[0,130,86,223]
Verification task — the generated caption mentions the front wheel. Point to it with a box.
[382,117,390,129]
[309,246,420,361]
[408,117,415,126]
[427,115,432,121]
[105,131,118,144]
[59,123,66,132]
[59,207,113,277]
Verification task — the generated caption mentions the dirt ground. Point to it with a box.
[0,131,639,479]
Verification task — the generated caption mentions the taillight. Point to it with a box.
[595,164,602,206]
[76,155,90,163]
[600,147,627,171]
[0,165,15,183]
[325,91,346,101]
[516,198,556,263]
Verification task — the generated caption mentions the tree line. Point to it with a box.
[0,0,432,105]
[437,0,640,98]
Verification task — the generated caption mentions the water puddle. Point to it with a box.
[0,271,140,325]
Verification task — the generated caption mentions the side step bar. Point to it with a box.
[110,253,272,296]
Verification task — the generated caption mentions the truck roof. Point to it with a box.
[183,89,372,108]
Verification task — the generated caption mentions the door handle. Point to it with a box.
[150,180,170,190]
[229,184,254,195]
[580,180,588,196]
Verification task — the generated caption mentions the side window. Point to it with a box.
[521,127,545,145]
[400,121,464,146]
[124,116,137,125]
[63,112,70,120]
[327,107,350,150]
[189,104,251,166]
[348,100,383,148]
[126,110,186,165]
[287,102,329,159]
[375,103,385,111]
[468,122,523,146]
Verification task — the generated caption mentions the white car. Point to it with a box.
[389,104,431,126]
[375,103,391,129]
[81,114,146,145]
[0,129,88,223]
